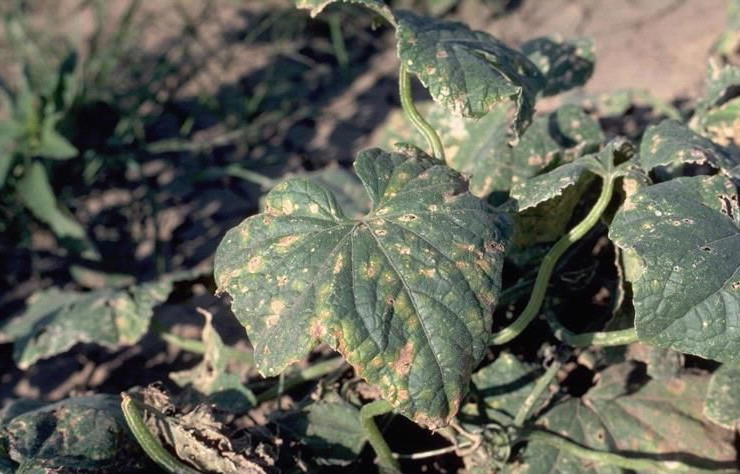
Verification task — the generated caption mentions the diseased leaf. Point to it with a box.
[694,62,740,120]
[130,385,274,473]
[276,393,367,466]
[1,395,147,472]
[515,363,737,473]
[0,278,177,368]
[625,342,684,380]
[215,147,510,428]
[374,102,603,199]
[521,36,595,96]
[511,139,634,211]
[294,0,395,21]
[610,175,740,362]
[697,96,740,152]
[639,119,737,174]
[470,352,540,425]
[704,363,740,429]
[295,164,370,219]
[714,0,740,60]
[170,310,256,413]
[395,11,544,140]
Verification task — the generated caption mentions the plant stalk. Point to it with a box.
[513,358,561,427]
[490,176,615,345]
[360,399,401,473]
[546,315,639,347]
[399,64,445,161]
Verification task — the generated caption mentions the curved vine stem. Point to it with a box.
[545,314,639,347]
[121,394,200,474]
[513,357,562,427]
[361,399,401,473]
[399,64,445,161]
[490,176,615,345]
[516,428,735,473]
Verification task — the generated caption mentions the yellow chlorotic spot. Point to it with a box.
[277,275,288,287]
[270,299,286,315]
[333,254,344,274]
[247,256,263,272]
[420,268,436,277]
[309,203,320,214]
[278,235,300,248]
[400,246,411,255]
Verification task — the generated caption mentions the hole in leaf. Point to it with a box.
[560,364,595,397]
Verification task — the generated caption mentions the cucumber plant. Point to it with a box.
[212,1,740,472]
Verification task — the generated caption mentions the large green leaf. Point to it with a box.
[276,393,367,466]
[515,363,737,473]
[0,279,176,368]
[704,363,740,429]
[521,36,595,96]
[395,11,544,140]
[610,175,740,362]
[639,119,737,174]
[1,395,147,472]
[510,139,634,211]
[215,147,510,428]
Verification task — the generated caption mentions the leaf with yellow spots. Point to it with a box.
[293,0,395,22]
[639,119,738,176]
[395,11,544,142]
[609,175,740,362]
[515,362,736,473]
[373,102,603,200]
[510,139,634,211]
[215,147,511,428]
[521,36,595,96]
[0,273,194,369]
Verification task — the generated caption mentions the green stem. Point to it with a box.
[513,359,561,427]
[361,400,401,473]
[121,394,200,474]
[399,64,445,161]
[519,428,731,473]
[546,315,639,347]
[328,14,349,70]
[254,357,346,403]
[490,176,615,345]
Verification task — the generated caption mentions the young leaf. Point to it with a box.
[610,175,740,363]
[275,393,368,466]
[15,162,87,241]
[517,363,737,473]
[215,147,510,428]
[0,279,176,368]
[511,139,634,211]
[639,119,737,174]
[170,311,257,413]
[521,36,595,96]
[704,363,740,429]
[395,11,544,140]
[1,395,147,472]
[36,119,78,160]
